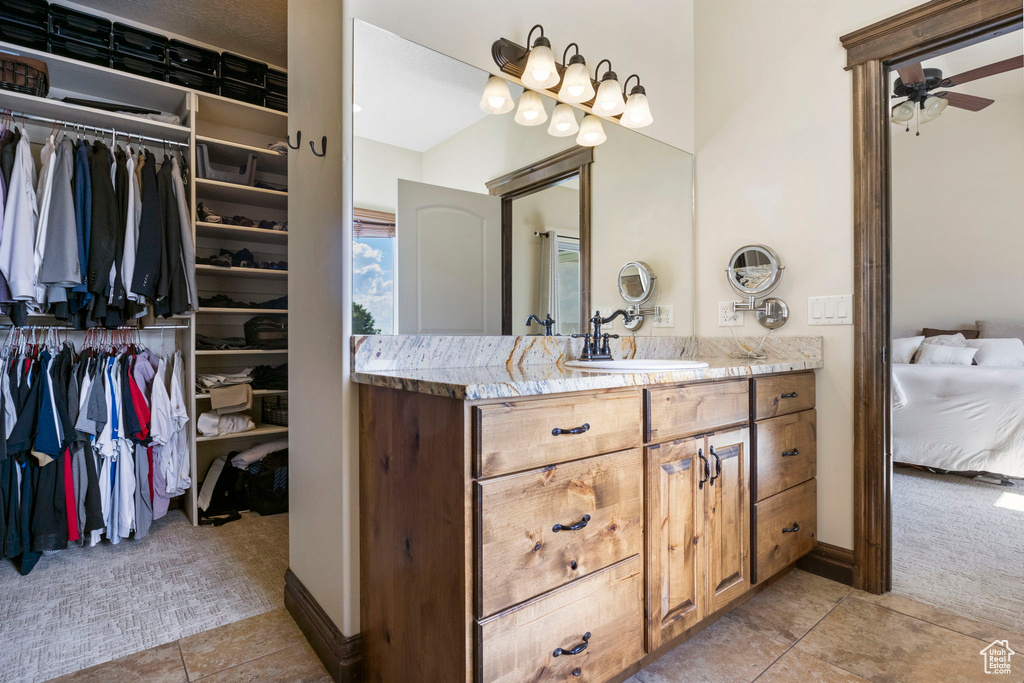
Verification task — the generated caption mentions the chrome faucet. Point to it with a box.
[572,309,633,360]
[525,313,556,336]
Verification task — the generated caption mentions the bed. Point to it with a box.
[893,364,1024,479]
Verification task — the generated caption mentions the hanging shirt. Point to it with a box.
[39,138,81,300]
[0,131,39,301]
[32,135,58,307]
[122,151,142,304]
[170,156,198,311]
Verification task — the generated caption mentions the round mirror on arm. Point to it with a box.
[726,245,788,329]
[617,261,657,330]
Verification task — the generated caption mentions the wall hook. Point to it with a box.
[287,131,302,149]
[310,135,327,157]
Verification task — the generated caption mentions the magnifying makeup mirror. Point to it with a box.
[617,261,658,330]
[726,245,788,328]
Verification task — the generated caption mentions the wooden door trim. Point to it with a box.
[840,0,1023,594]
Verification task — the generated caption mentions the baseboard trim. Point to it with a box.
[284,569,362,682]
[797,541,855,586]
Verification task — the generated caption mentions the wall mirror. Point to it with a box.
[351,19,695,336]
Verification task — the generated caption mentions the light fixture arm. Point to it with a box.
[526,24,546,49]
[595,58,613,81]
[562,42,581,65]
[623,73,642,96]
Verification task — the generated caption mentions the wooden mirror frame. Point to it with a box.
[840,0,1022,594]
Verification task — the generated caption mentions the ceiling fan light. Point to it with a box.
[576,114,607,146]
[479,76,514,114]
[924,95,948,118]
[621,87,653,128]
[890,100,915,124]
[594,74,626,116]
[514,90,548,126]
[522,38,560,90]
[558,57,595,104]
[548,103,579,136]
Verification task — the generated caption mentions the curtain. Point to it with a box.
[537,229,560,327]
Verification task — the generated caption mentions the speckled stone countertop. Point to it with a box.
[351,335,823,401]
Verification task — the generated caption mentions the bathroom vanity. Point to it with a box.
[355,340,821,682]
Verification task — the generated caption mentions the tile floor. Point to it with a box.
[46,569,1024,682]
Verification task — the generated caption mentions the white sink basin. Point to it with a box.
[564,359,710,373]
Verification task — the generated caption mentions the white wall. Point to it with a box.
[892,95,1024,333]
[353,137,423,213]
[693,0,921,550]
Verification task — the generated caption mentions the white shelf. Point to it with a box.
[196,135,288,175]
[195,93,288,138]
[196,389,288,400]
[196,178,288,209]
[195,349,288,356]
[196,425,288,443]
[197,307,288,315]
[196,222,288,244]
[196,264,288,279]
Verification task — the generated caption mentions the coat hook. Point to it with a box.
[310,135,327,157]
[287,131,302,149]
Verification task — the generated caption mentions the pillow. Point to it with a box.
[966,338,1024,367]
[922,327,979,339]
[892,336,924,364]
[912,333,967,363]
[231,439,289,469]
[915,344,978,366]
[977,320,1024,344]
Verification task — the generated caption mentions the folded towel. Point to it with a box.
[210,384,253,415]
[198,411,255,437]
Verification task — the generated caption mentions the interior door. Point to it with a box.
[396,179,502,334]
[705,427,751,613]
[646,438,706,651]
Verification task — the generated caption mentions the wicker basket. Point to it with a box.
[262,395,289,426]
[0,55,49,97]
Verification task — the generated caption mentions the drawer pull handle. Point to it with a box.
[782,522,800,533]
[709,445,722,486]
[698,449,710,490]
[553,514,591,533]
[782,449,800,457]
[780,392,799,399]
[553,632,591,657]
[552,423,590,436]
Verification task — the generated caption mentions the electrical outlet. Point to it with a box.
[654,304,674,328]
[719,301,742,327]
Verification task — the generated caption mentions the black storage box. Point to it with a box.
[48,35,110,68]
[264,92,287,112]
[167,39,218,76]
[112,53,166,80]
[220,78,264,106]
[1,21,48,51]
[167,65,218,94]
[220,52,266,86]
[266,68,287,96]
[0,0,49,31]
[48,5,111,48]
[112,22,166,63]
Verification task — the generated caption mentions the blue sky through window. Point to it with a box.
[353,237,395,334]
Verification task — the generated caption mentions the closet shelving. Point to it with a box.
[197,307,289,315]
[195,264,288,279]
[196,221,288,244]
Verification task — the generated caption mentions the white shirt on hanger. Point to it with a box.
[0,130,39,301]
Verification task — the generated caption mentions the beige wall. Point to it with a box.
[892,95,1024,333]
[352,136,423,213]
[693,0,921,550]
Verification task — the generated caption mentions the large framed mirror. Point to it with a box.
[351,19,695,336]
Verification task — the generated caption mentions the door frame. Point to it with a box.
[839,0,1022,593]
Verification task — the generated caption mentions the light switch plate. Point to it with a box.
[808,295,853,325]
[718,301,742,327]
[654,304,674,328]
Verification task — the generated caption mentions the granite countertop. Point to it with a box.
[352,356,823,401]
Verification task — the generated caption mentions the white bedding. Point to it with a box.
[893,364,1024,478]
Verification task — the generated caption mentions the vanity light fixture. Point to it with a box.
[593,60,626,117]
[548,103,580,136]
[514,90,548,126]
[621,74,653,128]
[520,24,560,90]
[576,114,607,146]
[479,75,515,114]
[558,43,595,104]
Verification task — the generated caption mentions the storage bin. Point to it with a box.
[48,5,111,48]
[0,53,49,97]
[196,143,258,186]
[264,92,287,113]
[112,53,166,80]
[48,35,110,68]
[266,69,287,96]
[166,65,218,93]
[167,39,218,76]
[261,396,288,426]
[0,21,48,51]
[220,78,264,106]
[112,22,166,63]
[220,52,266,86]
[0,0,49,31]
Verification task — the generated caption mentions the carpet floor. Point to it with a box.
[893,468,1024,634]
[0,510,289,683]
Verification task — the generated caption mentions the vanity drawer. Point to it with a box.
[477,555,644,683]
[477,449,643,617]
[646,380,749,443]
[753,372,815,420]
[754,410,817,501]
[474,392,641,478]
[753,479,817,582]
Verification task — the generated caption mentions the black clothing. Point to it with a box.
[86,142,118,315]
[132,153,163,300]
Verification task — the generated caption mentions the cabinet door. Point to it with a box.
[645,439,706,651]
[704,427,751,614]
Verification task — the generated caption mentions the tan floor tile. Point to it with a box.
[728,569,852,646]
[634,614,788,683]
[192,642,330,682]
[47,642,187,683]
[795,597,1024,682]
[178,608,305,679]
[755,649,867,682]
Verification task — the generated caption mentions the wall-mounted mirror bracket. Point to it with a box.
[726,245,788,329]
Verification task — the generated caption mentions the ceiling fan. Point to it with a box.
[890,54,1024,132]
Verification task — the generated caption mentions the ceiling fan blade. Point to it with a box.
[934,91,995,111]
[946,55,1023,85]
[896,62,925,85]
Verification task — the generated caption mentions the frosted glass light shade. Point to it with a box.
[621,91,653,128]
[576,114,607,146]
[548,103,579,137]
[558,60,595,104]
[522,43,560,89]
[594,77,626,116]
[514,90,548,126]
[479,76,514,114]
[924,96,947,117]
[890,100,915,123]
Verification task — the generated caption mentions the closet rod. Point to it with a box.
[0,324,190,330]
[2,110,189,148]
